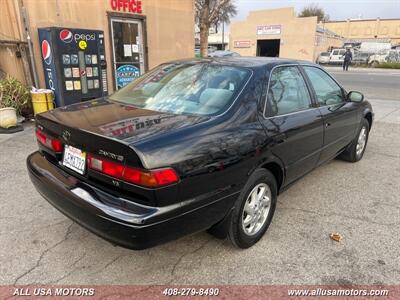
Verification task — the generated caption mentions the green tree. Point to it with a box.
[298,4,329,22]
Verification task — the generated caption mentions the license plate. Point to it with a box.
[63,145,86,175]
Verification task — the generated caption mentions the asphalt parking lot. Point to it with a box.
[0,67,399,285]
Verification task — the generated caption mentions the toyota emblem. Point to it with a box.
[62,130,71,142]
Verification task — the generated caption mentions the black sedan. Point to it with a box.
[27,57,373,249]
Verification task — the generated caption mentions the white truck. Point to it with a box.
[329,49,346,64]
[359,42,391,54]
[368,49,400,66]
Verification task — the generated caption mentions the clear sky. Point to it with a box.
[232,0,400,22]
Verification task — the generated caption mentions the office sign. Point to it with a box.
[110,0,142,13]
[256,25,281,35]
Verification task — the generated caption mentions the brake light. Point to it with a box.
[87,154,179,188]
[35,128,63,152]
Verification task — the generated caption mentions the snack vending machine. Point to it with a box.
[38,27,108,107]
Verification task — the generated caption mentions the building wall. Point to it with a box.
[313,33,343,61]
[0,0,194,91]
[324,19,400,44]
[0,0,27,83]
[230,7,319,62]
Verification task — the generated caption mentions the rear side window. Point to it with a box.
[264,66,312,117]
[303,67,344,106]
[332,50,338,55]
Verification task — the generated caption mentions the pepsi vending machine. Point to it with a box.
[38,27,108,107]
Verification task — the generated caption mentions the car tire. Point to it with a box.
[227,169,277,249]
[340,118,370,162]
[371,61,379,67]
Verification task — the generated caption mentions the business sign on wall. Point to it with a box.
[233,40,251,48]
[110,0,142,13]
[256,25,281,35]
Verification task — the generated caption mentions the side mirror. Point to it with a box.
[347,91,364,102]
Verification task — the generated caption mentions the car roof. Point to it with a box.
[169,57,317,70]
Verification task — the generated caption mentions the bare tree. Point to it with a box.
[298,3,329,22]
[195,0,237,57]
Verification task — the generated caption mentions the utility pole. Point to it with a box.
[222,21,225,50]
[18,1,39,87]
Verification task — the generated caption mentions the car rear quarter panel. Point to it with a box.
[133,69,269,210]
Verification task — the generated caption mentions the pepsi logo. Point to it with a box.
[41,40,52,65]
[59,29,73,43]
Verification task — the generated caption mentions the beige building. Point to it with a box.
[0,0,194,94]
[230,7,343,62]
[323,18,400,45]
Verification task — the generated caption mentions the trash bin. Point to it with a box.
[31,88,55,115]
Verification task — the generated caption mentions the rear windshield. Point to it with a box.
[320,52,330,56]
[109,63,250,116]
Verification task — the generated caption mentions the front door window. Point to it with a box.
[303,67,344,106]
[110,18,145,89]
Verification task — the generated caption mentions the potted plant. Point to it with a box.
[0,76,31,128]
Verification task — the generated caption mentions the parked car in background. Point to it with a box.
[27,58,373,250]
[368,49,400,66]
[195,46,218,58]
[329,48,346,64]
[352,52,370,65]
[208,50,240,58]
[317,52,331,64]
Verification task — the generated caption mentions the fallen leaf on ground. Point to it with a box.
[330,232,343,242]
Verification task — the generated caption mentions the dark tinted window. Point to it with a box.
[303,67,344,106]
[265,66,312,117]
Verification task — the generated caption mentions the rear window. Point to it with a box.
[109,63,250,116]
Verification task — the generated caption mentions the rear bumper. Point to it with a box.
[27,152,236,249]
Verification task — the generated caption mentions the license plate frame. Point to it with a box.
[62,145,86,175]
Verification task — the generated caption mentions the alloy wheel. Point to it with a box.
[241,183,271,236]
[356,126,367,156]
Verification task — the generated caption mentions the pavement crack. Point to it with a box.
[12,222,75,285]
[368,150,399,159]
[0,219,70,236]
[168,238,213,284]
[280,206,399,227]
[375,107,400,122]
[49,253,86,284]
[87,253,130,277]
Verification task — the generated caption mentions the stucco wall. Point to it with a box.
[324,19,400,44]
[0,0,194,91]
[230,7,318,62]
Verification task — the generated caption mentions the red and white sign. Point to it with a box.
[256,25,281,35]
[233,40,251,48]
[110,0,142,14]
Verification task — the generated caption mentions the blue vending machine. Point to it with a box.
[38,27,109,107]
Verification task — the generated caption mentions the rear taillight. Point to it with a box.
[87,154,179,188]
[35,128,63,153]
